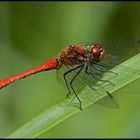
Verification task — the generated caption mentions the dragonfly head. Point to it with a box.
[90,44,105,61]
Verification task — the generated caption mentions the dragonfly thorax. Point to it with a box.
[58,44,105,67]
[59,45,88,66]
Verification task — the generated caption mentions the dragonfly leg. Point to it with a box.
[92,62,118,76]
[63,65,83,98]
[69,65,84,110]
[85,65,119,108]
[86,64,115,86]
[91,64,115,86]
[63,72,72,97]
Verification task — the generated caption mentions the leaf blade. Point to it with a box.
[7,53,140,138]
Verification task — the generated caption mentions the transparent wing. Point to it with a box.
[57,40,140,108]
[77,40,140,68]
[56,64,97,92]
[56,63,119,108]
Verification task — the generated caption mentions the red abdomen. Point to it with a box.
[0,58,59,89]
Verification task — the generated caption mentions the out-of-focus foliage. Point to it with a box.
[0,2,140,138]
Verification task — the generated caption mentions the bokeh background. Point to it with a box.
[0,1,140,138]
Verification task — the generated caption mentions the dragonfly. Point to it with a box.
[0,40,140,110]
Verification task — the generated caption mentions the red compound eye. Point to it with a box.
[90,44,105,60]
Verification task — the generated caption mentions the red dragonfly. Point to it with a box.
[0,40,140,110]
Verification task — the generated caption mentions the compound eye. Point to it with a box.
[91,45,100,56]
[91,44,105,61]
[99,49,105,60]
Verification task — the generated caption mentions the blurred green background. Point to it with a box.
[0,1,140,138]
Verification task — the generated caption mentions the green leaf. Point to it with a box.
[7,53,140,138]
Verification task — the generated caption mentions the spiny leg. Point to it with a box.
[87,64,115,86]
[92,61,118,76]
[90,63,116,87]
[64,73,72,97]
[85,64,119,108]
[91,63,107,73]
[85,64,103,89]
[63,65,83,98]
[69,64,84,110]
[85,64,102,76]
